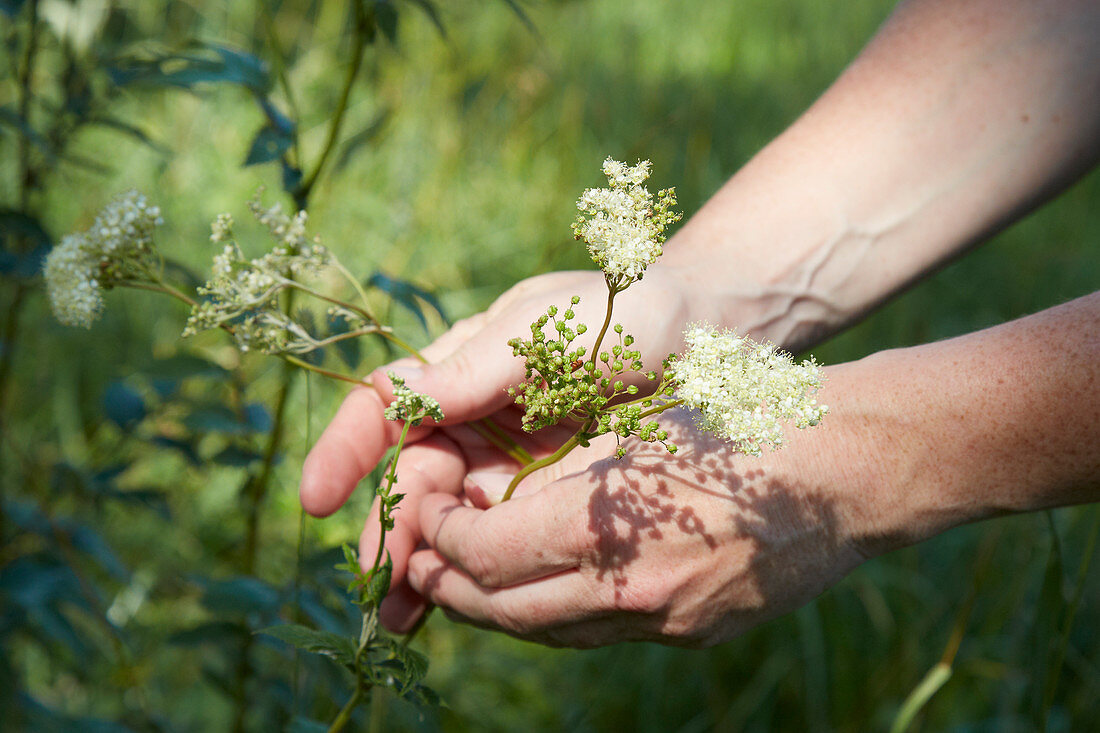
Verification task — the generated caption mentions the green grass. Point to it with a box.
[5,0,1100,730]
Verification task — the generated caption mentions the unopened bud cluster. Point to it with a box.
[45,191,163,327]
[383,371,444,426]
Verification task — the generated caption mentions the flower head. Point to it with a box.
[572,158,681,286]
[44,191,163,327]
[667,324,827,455]
[384,372,444,426]
[183,202,332,354]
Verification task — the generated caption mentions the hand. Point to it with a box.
[300,265,696,630]
[401,383,878,648]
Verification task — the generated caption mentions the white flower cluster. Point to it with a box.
[44,191,163,327]
[383,371,444,426]
[667,324,827,455]
[183,206,331,354]
[572,158,681,285]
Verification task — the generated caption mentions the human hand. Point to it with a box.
[394,366,885,647]
[300,264,696,629]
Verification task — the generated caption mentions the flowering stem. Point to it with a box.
[502,421,592,502]
[588,280,619,369]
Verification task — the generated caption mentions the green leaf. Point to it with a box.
[212,445,265,468]
[102,381,147,430]
[326,311,362,369]
[367,271,449,333]
[375,1,399,43]
[365,556,392,606]
[87,117,169,155]
[259,624,356,666]
[244,124,293,167]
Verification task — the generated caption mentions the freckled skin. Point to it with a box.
[302,0,1100,647]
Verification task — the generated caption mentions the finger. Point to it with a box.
[300,386,403,516]
[379,581,429,634]
[359,434,466,588]
[369,318,524,425]
[406,549,609,637]
[418,487,590,587]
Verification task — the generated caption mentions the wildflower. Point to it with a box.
[44,191,163,327]
[667,324,827,455]
[572,158,681,286]
[183,205,331,354]
[384,371,444,426]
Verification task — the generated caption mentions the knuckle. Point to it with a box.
[610,576,671,616]
[458,532,503,587]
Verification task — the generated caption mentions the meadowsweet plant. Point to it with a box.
[45,192,449,723]
[501,158,826,500]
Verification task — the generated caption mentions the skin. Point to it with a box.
[300,0,1100,646]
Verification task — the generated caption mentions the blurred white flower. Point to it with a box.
[572,157,681,286]
[668,324,827,455]
[44,191,163,327]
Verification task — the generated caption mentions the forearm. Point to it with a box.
[659,0,1100,351]
[829,291,1100,556]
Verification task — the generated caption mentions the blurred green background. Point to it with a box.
[2,0,1099,730]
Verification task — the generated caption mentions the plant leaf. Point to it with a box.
[259,624,356,666]
[367,271,448,333]
[244,124,293,167]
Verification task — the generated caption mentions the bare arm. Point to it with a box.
[662,0,1100,351]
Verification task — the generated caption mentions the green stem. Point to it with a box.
[587,280,618,372]
[17,0,40,212]
[502,423,590,502]
[297,2,371,205]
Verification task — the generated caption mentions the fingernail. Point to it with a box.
[385,360,423,385]
[464,471,510,506]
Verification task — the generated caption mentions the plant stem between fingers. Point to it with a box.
[502,421,591,502]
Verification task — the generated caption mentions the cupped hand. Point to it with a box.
[400,362,895,648]
[299,265,695,630]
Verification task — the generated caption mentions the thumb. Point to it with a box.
[371,316,524,423]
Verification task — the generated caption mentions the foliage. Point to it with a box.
[2,1,1099,732]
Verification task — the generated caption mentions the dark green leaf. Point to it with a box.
[149,353,227,382]
[68,525,127,579]
[183,405,258,435]
[296,589,347,634]
[367,271,449,332]
[281,159,303,194]
[108,489,171,519]
[0,0,27,18]
[327,311,362,369]
[0,209,51,250]
[199,576,282,616]
[149,434,202,465]
[333,108,390,174]
[376,1,399,43]
[102,381,147,430]
[388,641,428,692]
[107,44,271,93]
[212,445,265,467]
[244,402,273,432]
[244,124,293,167]
[259,624,356,666]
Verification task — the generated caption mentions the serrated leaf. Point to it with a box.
[259,624,356,666]
[367,271,448,332]
[365,556,392,606]
[244,124,293,167]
